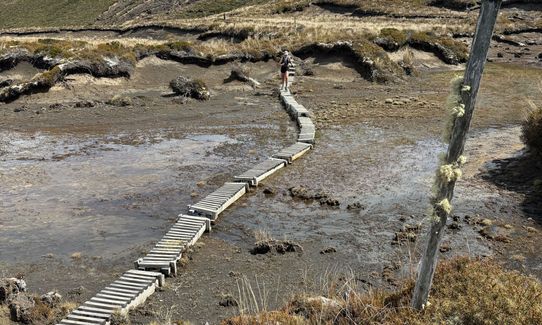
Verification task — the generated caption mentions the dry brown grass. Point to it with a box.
[0,305,11,325]
[522,82,542,155]
[224,257,542,325]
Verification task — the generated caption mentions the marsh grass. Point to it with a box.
[225,257,542,325]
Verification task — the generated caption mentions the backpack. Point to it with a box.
[281,55,290,68]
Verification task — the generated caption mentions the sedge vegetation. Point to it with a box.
[224,257,542,325]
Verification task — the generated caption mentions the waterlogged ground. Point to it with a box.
[130,62,542,324]
[0,131,241,262]
[1,58,542,324]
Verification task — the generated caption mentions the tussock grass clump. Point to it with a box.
[92,41,137,64]
[522,99,542,155]
[224,257,542,325]
[272,0,312,14]
[409,31,468,64]
[378,28,409,47]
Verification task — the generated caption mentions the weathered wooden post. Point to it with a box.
[411,0,502,310]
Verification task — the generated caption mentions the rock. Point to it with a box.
[497,52,504,58]
[0,79,13,88]
[67,286,86,296]
[250,240,303,255]
[228,271,241,278]
[439,243,451,253]
[479,225,497,239]
[479,225,511,243]
[229,64,250,82]
[74,100,95,108]
[289,186,339,206]
[479,218,493,226]
[8,293,35,323]
[250,241,272,255]
[526,226,538,233]
[385,98,393,104]
[392,224,420,245]
[219,294,238,307]
[347,202,365,210]
[263,187,276,195]
[40,291,62,308]
[48,103,67,110]
[448,222,462,230]
[107,95,132,107]
[538,53,542,60]
[0,49,33,71]
[319,197,340,207]
[13,107,26,113]
[374,37,401,52]
[275,241,303,254]
[170,76,210,100]
[1,278,26,303]
[305,296,340,309]
[320,247,337,254]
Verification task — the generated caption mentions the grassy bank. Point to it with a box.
[224,257,542,325]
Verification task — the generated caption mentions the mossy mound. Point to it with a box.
[170,76,210,100]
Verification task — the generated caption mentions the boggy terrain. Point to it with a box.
[1,1,542,324]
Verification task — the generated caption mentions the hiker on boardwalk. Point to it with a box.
[279,50,291,91]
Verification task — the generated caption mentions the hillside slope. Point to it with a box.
[0,0,271,29]
[0,0,116,29]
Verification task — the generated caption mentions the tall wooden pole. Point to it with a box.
[411,0,502,310]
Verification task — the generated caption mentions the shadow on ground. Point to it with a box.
[482,150,542,225]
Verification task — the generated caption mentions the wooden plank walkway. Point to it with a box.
[273,142,312,164]
[234,158,287,186]
[58,55,316,325]
[188,182,248,221]
[135,215,210,276]
[57,270,164,325]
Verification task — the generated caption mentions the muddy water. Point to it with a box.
[218,122,508,262]
[0,131,240,262]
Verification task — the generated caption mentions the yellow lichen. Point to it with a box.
[462,84,471,92]
[439,164,455,183]
[436,198,452,215]
[443,76,464,143]
[457,155,467,166]
[452,104,465,118]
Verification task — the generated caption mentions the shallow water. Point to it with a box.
[217,124,524,266]
[0,130,239,262]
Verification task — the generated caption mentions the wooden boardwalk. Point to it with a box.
[57,57,315,325]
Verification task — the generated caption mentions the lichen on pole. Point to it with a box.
[411,0,503,310]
